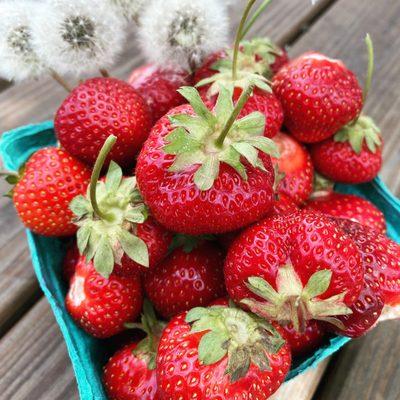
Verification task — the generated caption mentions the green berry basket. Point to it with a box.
[1,122,400,400]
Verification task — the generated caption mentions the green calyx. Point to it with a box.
[125,300,166,370]
[312,172,334,196]
[334,115,381,155]
[70,136,149,278]
[0,168,23,198]
[185,303,285,382]
[169,233,216,253]
[242,264,353,333]
[196,38,278,98]
[164,85,279,191]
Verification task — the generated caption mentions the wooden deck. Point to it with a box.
[0,1,399,399]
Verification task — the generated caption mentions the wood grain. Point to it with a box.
[0,299,78,400]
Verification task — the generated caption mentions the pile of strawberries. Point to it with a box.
[4,3,400,400]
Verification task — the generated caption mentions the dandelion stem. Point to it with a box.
[90,135,117,221]
[215,85,254,148]
[232,0,257,81]
[49,69,73,92]
[100,68,110,78]
[240,0,273,40]
[363,33,374,103]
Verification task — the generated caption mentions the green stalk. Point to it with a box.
[215,85,254,148]
[90,135,117,221]
[240,0,273,40]
[232,0,258,81]
[363,33,374,103]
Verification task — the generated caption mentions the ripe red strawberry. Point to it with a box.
[217,194,298,250]
[70,137,172,278]
[334,218,400,307]
[103,301,165,400]
[103,342,159,400]
[62,243,80,282]
[129,64,193,123]
[272,131,314,204]
[157,302,291,399]
[12,147,91,237]
[66,256,143,338]
[136,86,279,235]
[304,192,386,234]
[55,77,152,168]
[273,52,363,143]
[281,320,326,357]
[310,116,383,184]
[144,242,226,318]
[225,211,364,333]
[331,218,386,337]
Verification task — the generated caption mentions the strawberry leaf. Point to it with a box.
[198,331,229,365]
[194,155,220,191]
[105,161,123,192]
[94,236,114,278]
[118,230,149,268]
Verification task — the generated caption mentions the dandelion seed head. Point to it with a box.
[0,1,45,81]
[31,0,127,76]
[138,0,229,71]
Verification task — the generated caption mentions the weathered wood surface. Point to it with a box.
[0,0,400,399]
[0,0,335,342]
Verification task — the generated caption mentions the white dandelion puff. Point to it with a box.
[138,0,229,71]
[0,0,46,81]
[31,0,127,76]
[108,0,147,22]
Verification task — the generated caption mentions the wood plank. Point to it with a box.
[0,0,335,336]
[0,299,78,400]
[314,321,400,400]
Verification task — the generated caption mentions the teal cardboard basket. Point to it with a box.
[1,122,400,400]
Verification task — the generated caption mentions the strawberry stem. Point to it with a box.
[89,135,117,221]
[239,0,273,40]
[232,0,258,81]
[363,33,374,103]
[215,85,254,148]
[49,69,73,92]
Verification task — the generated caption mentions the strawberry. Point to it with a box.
[55,77,152,168]
[272,131,314,204]
[135,86,279,235]
[224,211,364,334]
[11,147,91,237]
[156,301,291,399]
[310,116,382,184]
[70,136,172,278]
[129,64,193,123]
[309,36,383,184]
[66,256,143,338]
[62,242,80,282]
[331,218,385,337]
[217,194,298,250]
[103,301,165,400]
[281,320,326,358]
[273,52,363,143]
[194,15,285,141]
[303,192,386,234]
[143,242,226,318]
[334,218,400,307]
